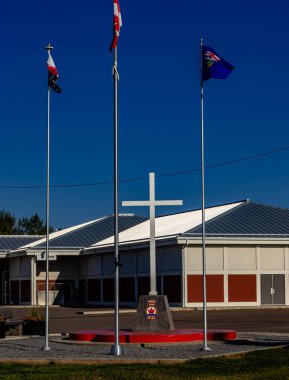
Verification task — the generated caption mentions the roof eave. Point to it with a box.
[82,236,179,255]
[7,249,28,257]
[177,236,289,245]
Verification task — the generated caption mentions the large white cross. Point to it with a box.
[122,172,183,295]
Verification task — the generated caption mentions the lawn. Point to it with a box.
[0,346,288,379]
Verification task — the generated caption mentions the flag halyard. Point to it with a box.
[110,0,122,51]
[47,50,62,93]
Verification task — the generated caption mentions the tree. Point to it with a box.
[17,214,54,235]
[0,210,54,235]
[0,210,17,235]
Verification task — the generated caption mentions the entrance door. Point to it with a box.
[261,274,285,305]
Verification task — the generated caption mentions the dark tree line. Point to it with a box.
[0,209,54,235]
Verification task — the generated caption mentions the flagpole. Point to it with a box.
[111,45,122,356]
[44,43,52,351]
[200,38,210,351]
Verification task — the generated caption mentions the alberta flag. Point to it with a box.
[202,46,234,81]
[47,50,62,93]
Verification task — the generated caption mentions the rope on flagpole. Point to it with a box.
[112,64,120,80]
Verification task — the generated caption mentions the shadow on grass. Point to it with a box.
[227,338,289,346]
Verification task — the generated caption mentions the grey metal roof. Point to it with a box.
[181,201,289,238]
[32,214,147,249]
[0,236,44,251]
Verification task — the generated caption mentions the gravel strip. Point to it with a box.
[0,336,287,362]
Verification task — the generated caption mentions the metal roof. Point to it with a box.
[87,201,244,250]
[86,200,289,250]
[0,236,43,251]
[22,214,147,250]
[182,201,289,238]
[11,200,289,254]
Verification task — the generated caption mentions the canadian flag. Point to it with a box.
[110,0,122,50]
[47,50,61,93]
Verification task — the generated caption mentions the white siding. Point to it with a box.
[102,254,114,275]
[20,257,31,277]
[260,246,285,270]
[137,250,149,274]
[10,258,20,277]
[207,247,224,270]
[79,256,88,276]
[186,247,202,271]
[163,247,182,272]
[120,252,136,275]
[186,246,224,272]
[87,256,102,276]
[227,246,256,270]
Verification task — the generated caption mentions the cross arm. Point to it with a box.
[122,201,151,207]
[154,200,183,206]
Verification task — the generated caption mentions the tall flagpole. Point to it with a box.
[200,38,210,351]
[110,45,122,356]
[44,43,52,351]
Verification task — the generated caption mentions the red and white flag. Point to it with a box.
[110,0,122,51]
[47,50,61,93]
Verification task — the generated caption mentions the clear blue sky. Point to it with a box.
[1,0,289,228]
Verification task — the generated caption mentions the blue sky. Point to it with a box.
[1,0,289,228]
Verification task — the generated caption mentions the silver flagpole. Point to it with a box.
[44,43,52,351]
[110,45,122,356]
[200,38,210,351]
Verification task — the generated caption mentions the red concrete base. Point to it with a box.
[69,329,236,343]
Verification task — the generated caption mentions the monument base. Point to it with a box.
[134,295,175,332]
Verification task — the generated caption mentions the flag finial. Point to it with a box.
[45,44,54,51]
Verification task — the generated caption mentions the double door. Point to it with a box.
[261,274,285,305]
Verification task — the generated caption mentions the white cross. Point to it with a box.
[122,172,183,295]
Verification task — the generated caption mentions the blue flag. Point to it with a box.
[202,45,234,81]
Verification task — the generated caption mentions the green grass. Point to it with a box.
[0,346,289,379]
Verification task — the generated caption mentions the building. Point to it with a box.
[0,235,43,305]
[83,200,289,307]
[6,214,146,305]
[4,199,289,308]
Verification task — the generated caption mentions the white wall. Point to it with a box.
[10,257,31,279]
[260,246,285,270]
[102,253,114,275]
[137,249,150,274]
[186,246,224,272]
[184,243,289,307]
[87,255,102,276]
[36,257,76,280]
[227,246,256,270]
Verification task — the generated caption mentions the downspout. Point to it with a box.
[181,239,189,307]
[31,255,36,306]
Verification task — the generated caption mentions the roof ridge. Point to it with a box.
[248,200,289,213]
[186,201,248,233]
[156,199,248,219]
[16,216,110,250]
[49,215,110,239]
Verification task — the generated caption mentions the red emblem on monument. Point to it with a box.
[146,299,157,320]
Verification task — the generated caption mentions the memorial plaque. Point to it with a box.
[134,295,175,332]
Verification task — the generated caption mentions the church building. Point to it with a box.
[3,200,289,308]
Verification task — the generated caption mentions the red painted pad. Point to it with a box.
[69,329,236,343]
